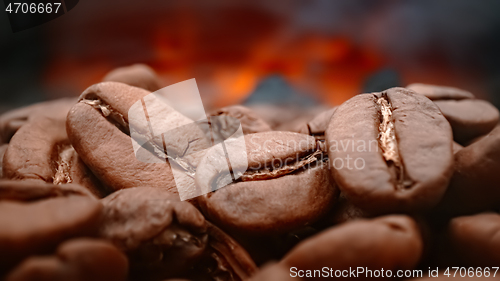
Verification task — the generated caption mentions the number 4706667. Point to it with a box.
[5,3,61,14]
[443,267,499,278]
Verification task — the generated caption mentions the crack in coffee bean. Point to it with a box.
[241,148,325,182]
[81,99,129,135]
[209,143,327,192]
[53,145,74,185]
[376,93,412,190]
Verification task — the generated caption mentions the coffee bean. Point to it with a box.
[103,64,162,92]
[446,213,500,267]
[196,131,337,235]
[3,116,69,182]
[99,186,256,280]
[433,99,499,144]
[66,82,179,194]
[208,105,272,135]
[326,87,453,214]
[5,238,128,281]
[3,115,107,197]
[436,126,500,215]
[0,191,102,273]
[407,83,499,144]
[99,187,208,280]
[281,215,423,278]
[407,83,475,100]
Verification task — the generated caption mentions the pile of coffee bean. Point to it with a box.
[1,64,499,281]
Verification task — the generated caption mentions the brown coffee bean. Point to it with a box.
[99,187,208,280]
[436,126,500,215]
[0,192,102,273]
[433,99,499,144]
[326,87,453,214]
[103,64,162,92]
[66,82,179,194]
[281,215,423,279]
[196,131,337,235]
[446,213,500,267]
[208,105,272,135]
[0,98,76,145]
[5,238,128,281]
[3,116,68,181]
[3,115,107,197]
[407,83,499,144]
[407,83,475,100]
[297,107,337,139]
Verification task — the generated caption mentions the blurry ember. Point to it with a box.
[42,1,494,107]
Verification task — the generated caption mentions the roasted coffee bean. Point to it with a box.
[433,99,499,144]
[208,105,272,135]
[444,213,500,267]
[298,107,337,139]
[0,180,96,201]
[436,126,500,215]
[67,82,187,194]
[0,98,76,145]
[103,64,162,92]
[3,116,67,181]
[407,83,499,144]
[326,87,453,214]
[5,238,128,281]
[0,190,102,273]
[3,115,107,197]
[407,83,474,100]
[196,131,337,235]
[281,215,423,279]
[99,187,208,280]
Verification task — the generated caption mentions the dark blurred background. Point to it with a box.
[1,0,500,113]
